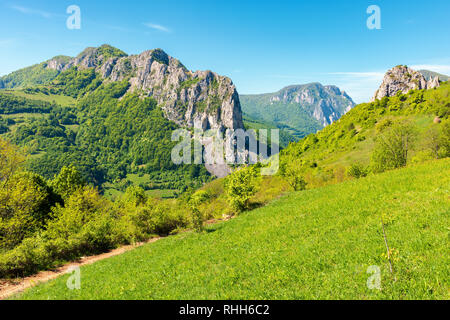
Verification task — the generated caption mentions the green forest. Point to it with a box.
[0,67,212,195]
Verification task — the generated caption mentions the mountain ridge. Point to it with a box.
[1,44,244,131]
[418,69,450,82]
[241,82,355,140]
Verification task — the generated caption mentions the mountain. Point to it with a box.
[0,56,71,89]
[418,69,450,82]
[1,44,243,131]
[0,44,245,194]
[240,83,355,140]
[372,65,440,101]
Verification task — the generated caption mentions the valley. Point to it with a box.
[1,46,449,301]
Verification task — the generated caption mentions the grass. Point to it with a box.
[102,174,180,200]
[312,115,435,168]
[14,159,449,300]
[0,89,77,108]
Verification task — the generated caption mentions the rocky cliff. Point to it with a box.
[280,83,355,127]
[241,83,355,140]
[45,45,244,131]
[372,65,440,101]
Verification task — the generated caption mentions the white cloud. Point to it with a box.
[10,5,53,18]
[410,64,450,75]
[143,22,171,33]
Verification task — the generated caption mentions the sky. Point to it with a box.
[0,0,449,103]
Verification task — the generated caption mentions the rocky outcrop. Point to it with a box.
[45,56,71,72]
[46,45,244,131]
[264,83,355,127]
[372,65,440,101]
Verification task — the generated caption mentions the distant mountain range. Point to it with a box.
[418,70,450,82]
[240,83,355,141]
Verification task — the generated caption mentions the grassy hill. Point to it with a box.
[0,56,71,89]
[15,159,449,300]
[280,82,450,188]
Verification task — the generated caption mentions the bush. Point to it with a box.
[224,167,260,213]
[44,186,110,240]
[0,172,58,250]
[371,121,417,173]
[281,157,308,191]
[439,120,450,158]
[51,165,86,200]
[347,163,369,179]
[189,190,210,232]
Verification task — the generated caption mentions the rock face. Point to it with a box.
[419,70,450,82]
[372,65,440,101]
[46,45,244,131]
[276,84,355,126]
[241,83,355,133]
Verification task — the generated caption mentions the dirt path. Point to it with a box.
[0,237,161,300]
[0,215,233,300]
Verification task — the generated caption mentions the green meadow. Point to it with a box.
[15,159,450,300]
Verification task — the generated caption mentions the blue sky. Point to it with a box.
[1,0,449,103]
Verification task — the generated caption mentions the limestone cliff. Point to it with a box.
[372,65,440,101]
[46,45,244,131]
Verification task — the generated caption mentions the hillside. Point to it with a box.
[280,81,450,188]
[14,159,450,300]
[0,56,71,89]
[2,67,449,300]
[240,83,355,140]
[0,44,246,195]
[242,114,297,148]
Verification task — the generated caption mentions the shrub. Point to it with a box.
[281,158,308,191]
[439,120,450,158]
[224,167,260,213]
[122,186,147,207]
[371,121,417,173]
[149,200,189,235]
[0,138,24,185]
[0,172,58,250]
[189,190,210,232]
[51,165,86,200]
[347,163,369,179]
